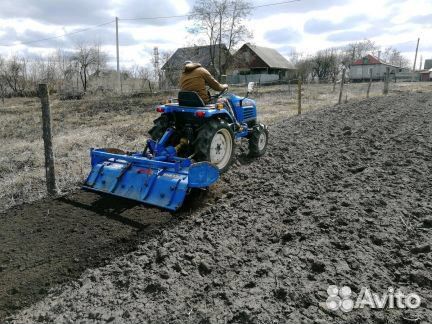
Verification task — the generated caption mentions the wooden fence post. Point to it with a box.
[338,68,346,104]
[297,79,302,115]
[0,87,4,105]
[39,84,57,196]
[383,67,390,95]
[366,68,372,98]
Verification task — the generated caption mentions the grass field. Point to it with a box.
[1,81,431,211]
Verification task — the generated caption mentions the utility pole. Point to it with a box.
[419,55,423,70]
[115,17,122,92]
[153,47,160,90]
[412,37,420,82]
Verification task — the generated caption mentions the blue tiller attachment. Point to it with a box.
[83,148,219,211]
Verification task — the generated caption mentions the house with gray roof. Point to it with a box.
[161,44,229,86]
[228,43,296,82]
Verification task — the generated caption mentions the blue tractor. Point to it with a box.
[149,83,269,173]
[83,83,268,211]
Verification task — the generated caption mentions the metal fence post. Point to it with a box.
[39,84,58,196]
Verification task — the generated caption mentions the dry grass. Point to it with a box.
[0,94,166,210]
[253,81,432,124]
[1,82,431,211]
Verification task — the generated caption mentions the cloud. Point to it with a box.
[326,30,374,42]
[392,40,432,53]
[275,45,296,56]
[115,0,189,26]
[409,14,432,25]
[304,15,368,34]
[265,27,302,45]
[141,38,170,45]
[325,22,393,43]
[0,0,188,26]
[391,41,418,53]
[0,0,110,25]
[0,26,139,49]
[252,0,346,18]
[0,27,18,45]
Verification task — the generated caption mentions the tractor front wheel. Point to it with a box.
[196,119,235,173]
[248,124,269,157]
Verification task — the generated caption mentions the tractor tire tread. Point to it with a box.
[195,119,235,173]
[248,124,269,157]
[148,115,169,140]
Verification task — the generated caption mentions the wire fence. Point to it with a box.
[1,78,430,211]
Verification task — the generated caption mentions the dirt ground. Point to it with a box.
[0,191,173,320]
[2,91,431,323]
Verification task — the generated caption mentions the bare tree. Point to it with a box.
[381,47,410,68]
[55,49,75,83]
[310,49,340,82]
[190,0,252,79]
[287,49,304,67]
[71,42,107,92]
[93,43,107,78]
[344,39,379,64]
[0,56,6,103]
[158,50,175,88]
[32,54,57,86]
[295,56,315,82]
[1,55,26,94]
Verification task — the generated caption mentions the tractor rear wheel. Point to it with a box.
[196,119,235,173]
[148,115,169,140]
[248,124,269,157]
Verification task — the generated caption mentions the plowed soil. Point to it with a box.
[2,92,432,324]
[0,192,174,320]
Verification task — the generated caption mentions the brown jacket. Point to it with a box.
[179,63,224,103]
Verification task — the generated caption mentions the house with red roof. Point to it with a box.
[350,54,409,82]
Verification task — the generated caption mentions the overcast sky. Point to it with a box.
[0,0,431,69]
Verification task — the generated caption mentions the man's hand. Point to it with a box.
[222,84,229,90]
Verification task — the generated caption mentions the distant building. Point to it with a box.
[424,59,432,70]
[350,54,409,82]
[161,44,229,86]
[227,43,296,84]
[419,69,432,81]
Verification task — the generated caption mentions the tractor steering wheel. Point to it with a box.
[211,87,228,102]
[218,87,228,97]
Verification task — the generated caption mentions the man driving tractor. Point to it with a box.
[179,60,228,104]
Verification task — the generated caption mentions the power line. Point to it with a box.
[121,14,190,21]
[0,0,301,47]
[122,0,301,20]
[0,20,115,47]
[253,0,301,9]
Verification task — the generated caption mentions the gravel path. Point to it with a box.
[6,92,432,324]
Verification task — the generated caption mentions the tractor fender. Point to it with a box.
[207,111,235,124]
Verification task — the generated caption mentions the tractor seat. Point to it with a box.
[178,91,206,107]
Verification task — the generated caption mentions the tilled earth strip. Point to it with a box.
[5,92,432,324]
